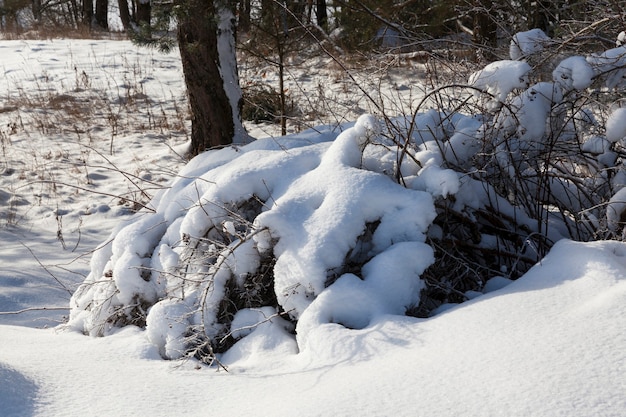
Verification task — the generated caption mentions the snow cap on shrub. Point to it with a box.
[494,81,562,143]
[607,187,626,231]
[510,28,550,60]
[255,116,436,321]
[606,108,626,143]
[353,113,381,146]
[468,60,531,110]
[553,56,594,91]
[146,299,192,360]
[320,113,380,167]
[296,241,434,348]
[587,46,626,89]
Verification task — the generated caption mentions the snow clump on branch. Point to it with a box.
[587,45,626,89]
[509,28,551,60]
[552,56,594,92]
[469,60,531,111]
[606,108,626,144]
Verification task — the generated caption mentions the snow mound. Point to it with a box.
[255,121,436,323]
[296,241,434,347]
[65,29,626,366]
[6,239,626,416]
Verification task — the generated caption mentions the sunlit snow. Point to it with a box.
[2,31,626,417]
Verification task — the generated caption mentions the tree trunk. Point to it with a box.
[95,0,108,29]
[177,0,246,157]
[261,0,273,27]
[83,0,94,28]
[136,0,150,25]
[316,0,327,28]
[278,40,287,136]
[291,0,305,24]
[32,0,42,23]
[533,0,558,36]
[68,0,80,28]
[118,0,131,30]
[238,0,251,33]
[472,0,497,49]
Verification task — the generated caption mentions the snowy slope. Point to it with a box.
[2,240,626,416]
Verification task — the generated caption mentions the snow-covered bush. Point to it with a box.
[509,29,551,61]
[468,60,531,111]
[69,29,626,365]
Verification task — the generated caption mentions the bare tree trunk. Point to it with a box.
[316,0,327,28]
[472,0,497,52]
[118,0,131,30]
[533,0,558,36]
[69,0,82,27]
[95,0,108,29]
[278,40,287,135]
[83,0,94,28]
[178,0,245,157]
[32,0,42,23]
[136,0,150,25]
[291,0,305,24]
[238,0,251,33]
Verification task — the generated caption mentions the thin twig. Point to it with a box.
[20,242,73,296]
[0,306,69,315]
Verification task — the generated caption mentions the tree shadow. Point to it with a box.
[0,363,38,417]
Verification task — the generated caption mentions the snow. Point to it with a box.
[468,60,531,110]
[607,187,626,231]
[587,46,626,89]
[606,107,626,143]
[96,113,435,346]
[2,36,626,417]
[217,5,249,144]
[553,56,594,91]
[509,28,550,60]
[493,81,562,146]
[4,240,626,416]
[145,297,193,359]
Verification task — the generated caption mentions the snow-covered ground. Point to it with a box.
[1,39,626,417]
[0,39,190,327]
[3,239,626,416]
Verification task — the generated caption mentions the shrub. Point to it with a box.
[68,28,626,366]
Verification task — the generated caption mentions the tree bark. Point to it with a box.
[32,0,42,23]
[95,0,108,29]
[472,0,497,49]
[178,0,245,157]
[316,0,327,28]
[533,0,557,36]
[83,0,94,28]
[238,0,251,33]
[136,0,150,25]
[118,0,131,30]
